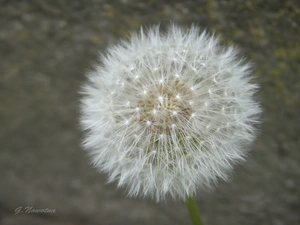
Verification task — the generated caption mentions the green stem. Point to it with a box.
[186,196,204,225]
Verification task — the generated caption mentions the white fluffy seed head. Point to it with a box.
[80,24,261,201]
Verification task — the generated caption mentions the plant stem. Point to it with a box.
[186,196,203,225]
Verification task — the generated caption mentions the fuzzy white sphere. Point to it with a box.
[80,25,261,201]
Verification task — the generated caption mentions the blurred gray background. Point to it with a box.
[0,0,299,225]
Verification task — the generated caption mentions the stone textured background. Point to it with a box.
[0,0,299,225]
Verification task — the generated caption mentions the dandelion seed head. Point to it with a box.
[80,24,261,201]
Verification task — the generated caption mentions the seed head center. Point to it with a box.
[138,81,193,134]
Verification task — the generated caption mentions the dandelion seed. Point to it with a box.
[158,96,164,103]
[80,24,261,202]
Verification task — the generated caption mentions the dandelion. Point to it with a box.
[80,24,261,224]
